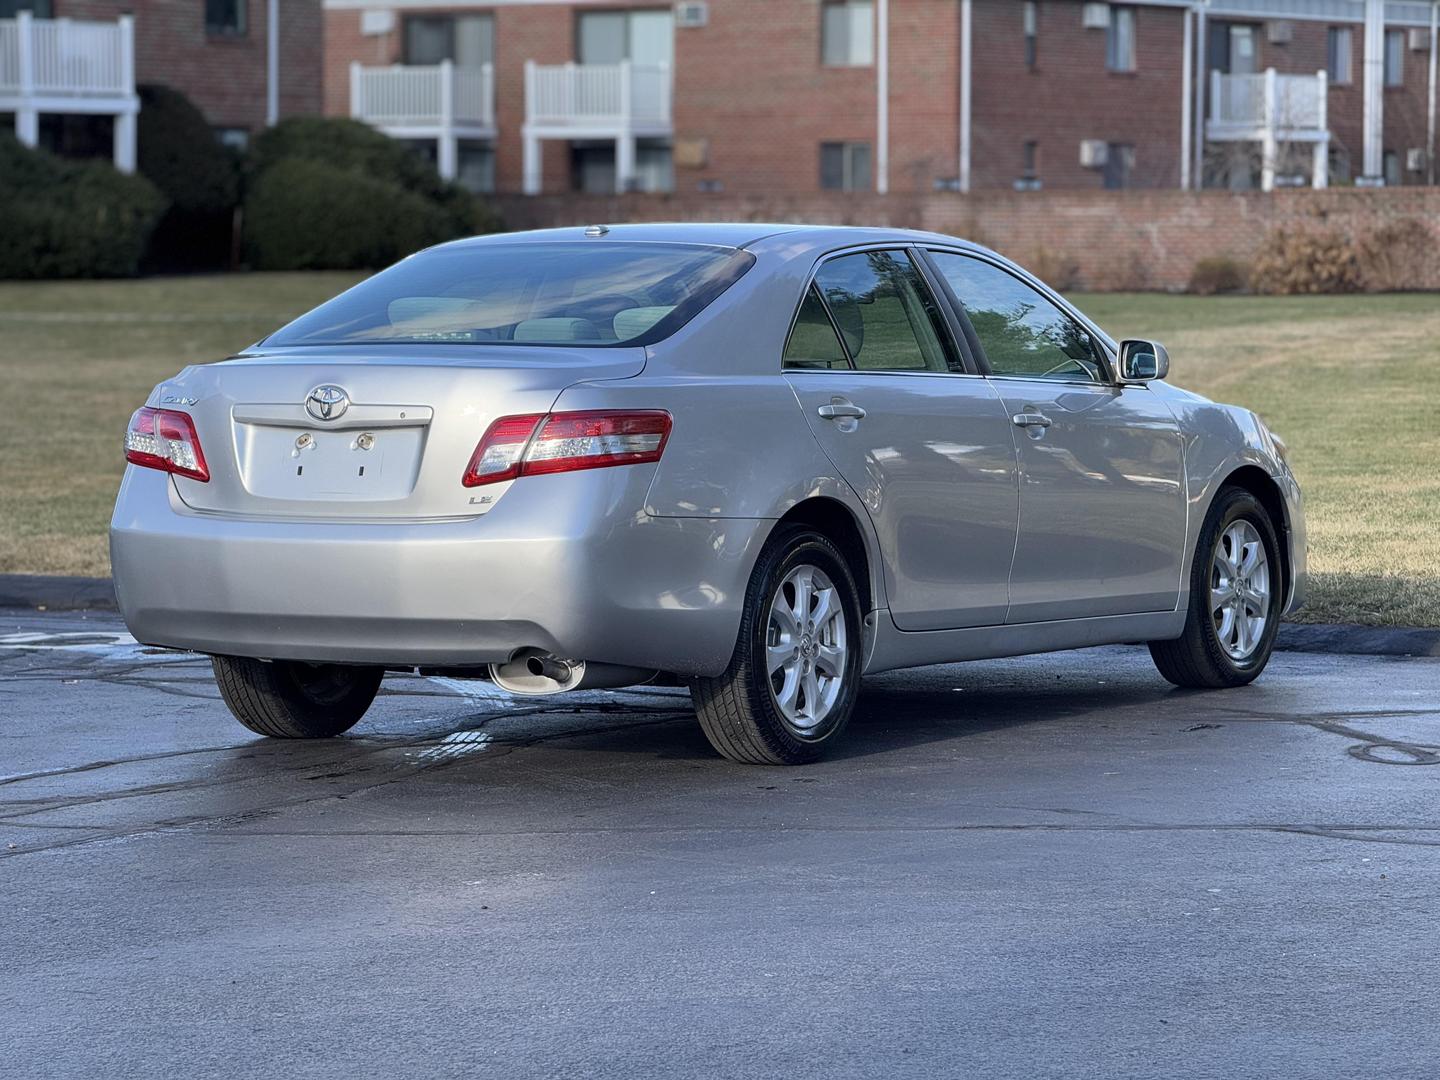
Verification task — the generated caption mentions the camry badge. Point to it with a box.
[305,385,350,422]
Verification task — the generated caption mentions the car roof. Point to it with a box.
[436,222,993,256]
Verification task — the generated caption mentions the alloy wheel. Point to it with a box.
[765,563,848,735]
[1211,520,1271,662]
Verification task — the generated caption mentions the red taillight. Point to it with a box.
[462,410,671,488]
[125,407,210,482]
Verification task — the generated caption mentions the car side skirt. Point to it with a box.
[862,608,1188,676]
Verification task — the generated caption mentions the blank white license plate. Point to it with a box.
[237,425,424,501]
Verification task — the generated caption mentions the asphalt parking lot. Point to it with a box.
[3,607,1438,1079]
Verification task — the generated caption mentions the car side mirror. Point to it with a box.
[1118,339,1170,383]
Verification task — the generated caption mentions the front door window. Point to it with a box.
[927,254,1103,382]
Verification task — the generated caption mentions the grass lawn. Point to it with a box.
[0,276,1436,626]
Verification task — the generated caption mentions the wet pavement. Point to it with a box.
[2,607,1438,1079]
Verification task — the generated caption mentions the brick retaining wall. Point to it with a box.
[490,189,1440,291]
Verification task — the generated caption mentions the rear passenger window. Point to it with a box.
[783,285,851,369]
[808,250,960,373]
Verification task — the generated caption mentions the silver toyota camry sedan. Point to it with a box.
[111,224,1305,764]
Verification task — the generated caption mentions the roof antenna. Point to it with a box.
[583,224,610,237]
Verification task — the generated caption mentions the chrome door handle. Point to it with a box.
[818,403,867,420]
[1011,412,1052,428]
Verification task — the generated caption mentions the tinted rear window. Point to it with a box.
[264,242,755,349]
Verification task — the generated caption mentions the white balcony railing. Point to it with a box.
[0,12,134,100]
[524,60,672,132]
[1209,69,1327,137]
[350,61,495,132]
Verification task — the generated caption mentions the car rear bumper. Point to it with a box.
[110,467,767,676]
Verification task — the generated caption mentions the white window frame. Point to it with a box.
[1106,5,1136,73]
[821,0,875,68]
[1327,26,1352,86]
[1384,28,1404,87]
[820,141,873,191]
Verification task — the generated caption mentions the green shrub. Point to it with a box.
[137,83,242,269]
[242,117,498,269]
[243,157,458,270]
[0,133,166,279]
[1188,256,1249,295]
[1249,228,1361,295]
[250,117,447,199]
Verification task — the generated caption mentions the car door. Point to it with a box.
[925,250,1186,624]
[783,248,1019,631]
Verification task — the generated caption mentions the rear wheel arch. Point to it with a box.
[1214,465,1290,606]
[769,497,875,616]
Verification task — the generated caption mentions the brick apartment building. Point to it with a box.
[1,0,322,171]
[322,0,1440,196]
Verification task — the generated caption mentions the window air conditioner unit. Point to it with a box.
[360,9,395,36]
[1408,28,1431,52]
[1267,21,1293,45]
[1406,147,1427,172]
[1079,139,1109,168]
[1081,3,1111,30]
[676,1,709,28]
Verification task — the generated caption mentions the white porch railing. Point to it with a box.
[524,60,672,132]
[1209,69,1328,136]
[0,13,134,100]
[1207,68,1330,191]
[350,61,495,131]
[0,12,137,172]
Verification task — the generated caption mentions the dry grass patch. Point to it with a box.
[1076,292,1440,626]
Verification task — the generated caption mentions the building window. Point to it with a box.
[570,139,673,194]
[1328,146,1351,184]
[404,14,494,67]
[1383,150,1401,186]
[1106,6,1136,72]
[205,0,246,37]
[1022,141,1039,178]
[0,2,56,16]
[821,1,874,67]
[458,141,496,194]
[1326,27,1352,85]
[1103,143,1135,189]
[820,141,872,190]
[1024,2,1038,68]
[577,9,674,66]
[1384,29,1404,86]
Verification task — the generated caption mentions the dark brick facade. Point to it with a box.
[321,0,1440,196]
[58,0,323,135]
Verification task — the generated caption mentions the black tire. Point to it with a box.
[211,655,383,738]
[689,526,864,765]
[1149,487,1284,689]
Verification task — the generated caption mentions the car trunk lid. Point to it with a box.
[154,345,645,521]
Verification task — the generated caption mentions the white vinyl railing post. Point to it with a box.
[482,61,494,127]
[1261,67,1278,192]
[1209,68,1220,125]
[14,10,37,146]
[437,58,457,181]
[350,60,362,118]
[119,15,135,95]
[1313,68,1329,188]
[619,58,632,125]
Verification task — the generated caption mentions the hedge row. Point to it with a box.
[1,86,498,279]
[0,132,166,279]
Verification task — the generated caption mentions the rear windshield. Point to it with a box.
[263,242,755,349]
